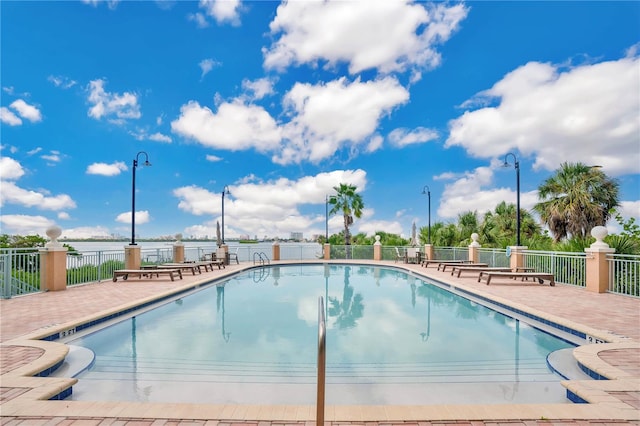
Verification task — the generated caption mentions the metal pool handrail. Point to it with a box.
[317,296,326,426]
[253,251,270,265]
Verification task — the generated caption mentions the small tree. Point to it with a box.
[328,183,364,246]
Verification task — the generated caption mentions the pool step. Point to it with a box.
[84,355,561,384]
[547,348,592,380]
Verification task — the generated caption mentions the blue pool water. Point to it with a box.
[66,264,577,405]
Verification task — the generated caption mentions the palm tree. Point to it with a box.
[457,211,479,245]
[483,201,541,247]
[327,266,364,329]
[534,162,619,241]
[328,183,364,246]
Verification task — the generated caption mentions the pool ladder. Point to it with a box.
[317,296,326,426]
[253,252,270,265]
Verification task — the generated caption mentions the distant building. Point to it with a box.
[290,232,303,241]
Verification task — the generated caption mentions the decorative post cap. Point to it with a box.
[374,235,381,245]
[469,232,480,247]
[590,226,610,249]
[45,225,62,248]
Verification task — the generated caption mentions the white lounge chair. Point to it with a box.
[228,247,239,264]
[394,247,404,263]
[405,247,419,264]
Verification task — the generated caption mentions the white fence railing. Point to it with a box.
[522,250,586,287]
[0,248,41,298]
[608,254,640,297]
[1,245,638,298]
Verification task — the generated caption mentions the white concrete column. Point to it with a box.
[39,225,68,291]
[468,233,480,263]
[585,226,615,293]
[508,246,528,270]
[125,245,141,270]
[373,235,382,261]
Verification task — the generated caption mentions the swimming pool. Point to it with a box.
[64,264,578,405]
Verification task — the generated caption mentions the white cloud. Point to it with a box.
[277,77,410,164]
[129,129,172,143]
[57,212,71,220]
[0,157,25,180]
[116,210,151,225]
[388,127,438,147]
[172,76,409,165]
[0,144,19,154]
[199,58,219,79]
[358,219,403,237]
[618,200,640,221]
[13,99,42,122]
[81,0,120,10]
[198,0,242,25]
[171,100,281,152]
[0,214,56,235]
[437,164,538,220]
[41,152,62,163]
[188,12,209,28]
[60,226,112,239]
[264,1,468,75]
[86,161,128,176]
[173,185,219,216]
[446,54,640,176]
[148,132,172,143]
[365,134,384,153]
[0,181,76,211]
[0,106,22,125]
[242,77,276,100]
[27,147,42,155]
[48,75,77,89]
[87,79,141,122]
[206,154,222,162]
[174,169,367,238]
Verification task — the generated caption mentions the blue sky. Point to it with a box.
[1,0,639,241]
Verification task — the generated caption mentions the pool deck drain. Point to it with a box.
[1,260,639,424]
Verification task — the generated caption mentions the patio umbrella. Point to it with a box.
[411,221,417,246]
[216,220,222,247]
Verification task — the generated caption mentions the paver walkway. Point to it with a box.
[1,260,638,424]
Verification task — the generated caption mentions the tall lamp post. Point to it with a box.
[421,185,431,244]
[221,185,230,244]
[131,151,151,245]
[325,195,329,241]
[503,153,521,247]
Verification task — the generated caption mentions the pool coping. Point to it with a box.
[1,259,639,421]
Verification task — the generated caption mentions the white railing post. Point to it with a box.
[585,226,615,293]
[40,225,68,291]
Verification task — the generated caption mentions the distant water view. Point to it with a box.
[66,241,324,262]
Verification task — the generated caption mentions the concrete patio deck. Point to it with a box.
[1,260,638,424]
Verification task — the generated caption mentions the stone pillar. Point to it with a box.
[508,246,528,270]
[373,235,382,261]
[468,233,480,263]
[272,240,280,261]
[173,245,184,263]
[172,234,185,263]
[585,226,615,293]
[324,243,330,260]
[39,225,68,291]
[125,245,141,270]
[424,244,434,262]
[221,244,229,265]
